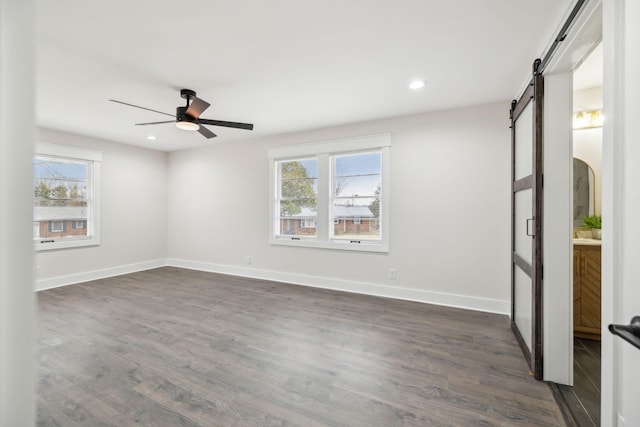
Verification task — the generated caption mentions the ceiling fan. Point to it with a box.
[109,89,254,139]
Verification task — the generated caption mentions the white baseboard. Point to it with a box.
[166,258,509,315]
[36,258,509,315]
[35,259,167,291]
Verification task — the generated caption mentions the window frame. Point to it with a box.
[269,133,390,252]
[34,142,102,251]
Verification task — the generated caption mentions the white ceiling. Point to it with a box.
[37,0,574,151]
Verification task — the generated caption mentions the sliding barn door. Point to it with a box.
[510,59,543,379]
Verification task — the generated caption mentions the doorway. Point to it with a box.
[566,41,603,426]
[518,0,604,423]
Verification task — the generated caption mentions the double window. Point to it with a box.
[270,134,390,252]
[33,142,101,251]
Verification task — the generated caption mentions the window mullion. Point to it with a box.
[316,153,330,241]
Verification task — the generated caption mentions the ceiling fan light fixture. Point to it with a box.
[176,120,200,131]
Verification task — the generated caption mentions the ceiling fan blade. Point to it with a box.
[197,125,217,139]
[135,120,175,125]
[198,119,254,131]
[186,97,210,119]
[109,99,175,118]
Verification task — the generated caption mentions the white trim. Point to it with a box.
[601,1,625,425]
[34,257,508,315]
[36,142,102,162]
[35,259,167,291]
[269,237,387,252]
[268,133,391,159]
[542,71,574,385]
[166,258,509,314]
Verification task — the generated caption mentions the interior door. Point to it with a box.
[510,59,543,379]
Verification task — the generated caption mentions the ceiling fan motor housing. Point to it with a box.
[176,106,196,123]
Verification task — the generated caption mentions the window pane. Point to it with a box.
[335,152,380,177]
[281,178,318,198]
[277,158,318,237]
[280,158,318,179]
[332,151,382,241]
[332,197,380,241]
[279,199,317,217]
[334,175,381,198]
[33,156,90,241]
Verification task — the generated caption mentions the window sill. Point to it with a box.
[34,237,100,252]
[270,237,388,253]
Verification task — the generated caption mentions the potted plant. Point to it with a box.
[582,215,602,239]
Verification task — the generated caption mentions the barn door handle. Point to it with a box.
[526,218,535,237]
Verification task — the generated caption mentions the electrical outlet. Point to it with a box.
[388,268,397,279]
[246,256,252,265]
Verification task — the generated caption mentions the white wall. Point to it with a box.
[574,86,603,111]
[35,128,168,290]
[0,0,36,424]
[168,102,512,313]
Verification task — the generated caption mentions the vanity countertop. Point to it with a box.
[573,238,602,246]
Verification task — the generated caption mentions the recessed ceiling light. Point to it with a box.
[409,79,426,90]
[146,135,157,140]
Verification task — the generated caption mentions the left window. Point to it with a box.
[33,143,101,251]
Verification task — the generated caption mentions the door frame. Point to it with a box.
[536,0,602,386]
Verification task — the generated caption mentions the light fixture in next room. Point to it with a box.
[573,110,604,129]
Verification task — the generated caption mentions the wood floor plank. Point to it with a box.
[573,338,601,425]
[37,267,565,426]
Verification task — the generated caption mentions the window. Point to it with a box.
[50,221,64,232]
[33,142,101,251]
[301,219,317,228]
[269,134,390,252]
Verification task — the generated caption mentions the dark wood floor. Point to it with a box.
[555,338,601,426]
[574,338,601,425]
[37,267,565,426]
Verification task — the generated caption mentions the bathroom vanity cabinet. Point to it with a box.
[573,243,601,340]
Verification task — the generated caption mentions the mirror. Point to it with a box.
[573,158,595,227]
